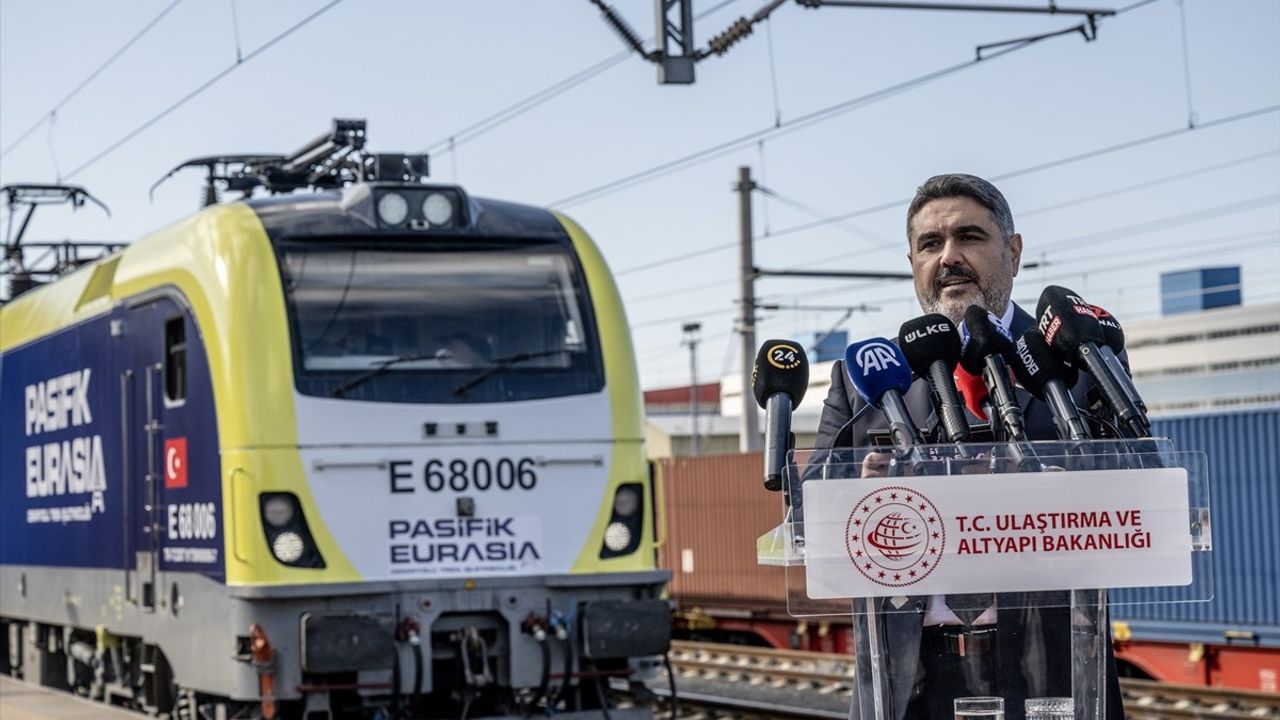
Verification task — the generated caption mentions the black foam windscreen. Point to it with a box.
[959,304,1015,375]
[898,314,962,378]
[1092,304,1126,353]
[752,339,810,408]
[1011,329,1079,399]
[1035,285,1105,354]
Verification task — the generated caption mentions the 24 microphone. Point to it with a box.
[752,340,810,492]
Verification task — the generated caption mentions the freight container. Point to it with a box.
[1110,407,1280,690]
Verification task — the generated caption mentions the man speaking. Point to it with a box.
[812,174,1126,719]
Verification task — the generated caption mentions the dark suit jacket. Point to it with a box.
[809,305,1126,720]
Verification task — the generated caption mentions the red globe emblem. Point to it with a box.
[845,485,945,588]
[867,513,922,560]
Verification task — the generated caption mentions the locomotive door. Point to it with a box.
[121,304,164,611]
[121,298,181,612]
[122,294,222,608]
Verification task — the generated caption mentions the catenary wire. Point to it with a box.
[63,0,345,180]
[624,208,1278,332]
[612,106,1280,278]
[419,0,744,156]
[549,0,1169,209]
[763,105,1280,245]
[1017,148,1280,218]
[0,0,186,160]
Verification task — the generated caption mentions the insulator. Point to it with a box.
[592,0,647,56]
[708,18,753,56]
[202,182,221,208]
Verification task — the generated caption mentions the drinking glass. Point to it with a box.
[1025,697,1074,719]
[955,696,1005,719]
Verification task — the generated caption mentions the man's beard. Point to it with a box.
[918,264,1013,324]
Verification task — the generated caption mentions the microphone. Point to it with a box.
[752,339,810,492]
[960,305,1043,472]
[1092,304,1148,418]
[953,366,992,422]
[959,305,1029,443]
[1036,287,1151,438]
[1010,329,1090,441]
[844,337,928,473]
[898,314,971,449]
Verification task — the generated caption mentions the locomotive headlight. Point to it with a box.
[603,522,632,553]
[599,481,645,559]
[422,192,454,226]
[262,495,295,528]
[272,531,306,563]
[258,492,325,568]
[613,485,640,517]
[377,192,409,225]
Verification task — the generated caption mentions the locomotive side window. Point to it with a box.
[165,316,187,402]
[278,240,604,404]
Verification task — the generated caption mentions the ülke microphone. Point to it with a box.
[899,314,971,450]
[753,339,810,492]
[845,337,927,473]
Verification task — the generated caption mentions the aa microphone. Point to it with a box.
[899,314,971,450]
[1037,287,1151,438]
[752,339,810,492]
[959,305,1030,443]
[1092,304,1148,418]
[1011,329,1090,442]
[953,366,991,422]
[844,337,928,473]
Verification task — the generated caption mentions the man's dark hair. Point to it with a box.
[906,173,1015,244]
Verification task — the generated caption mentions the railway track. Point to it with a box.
[3,643,1275,719]
[665,641,1280,719]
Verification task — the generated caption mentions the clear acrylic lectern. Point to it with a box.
[758,439,1212,720]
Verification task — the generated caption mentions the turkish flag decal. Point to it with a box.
[164,437,188,489]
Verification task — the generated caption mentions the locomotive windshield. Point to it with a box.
[279,240,604,403]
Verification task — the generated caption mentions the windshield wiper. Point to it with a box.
[330,353,436,398]
[453,350,569,397]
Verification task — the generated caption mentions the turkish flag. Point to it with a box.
[164,437,188,489]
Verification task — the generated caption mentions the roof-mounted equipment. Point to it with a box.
[152,119,431,207]
[2,184,117,302]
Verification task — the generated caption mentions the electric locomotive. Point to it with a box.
[0,120,670,719]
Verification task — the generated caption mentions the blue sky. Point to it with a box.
[2,0,1277,389]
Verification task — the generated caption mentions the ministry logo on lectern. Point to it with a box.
[845,485,945,587]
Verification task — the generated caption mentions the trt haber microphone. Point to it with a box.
[1092,303,1148,417]
[959,305,1029,442]
[844,337,928,472]
[899,314,971,449]
[1037,286,1151,438]
[1011,329,1090,441]
[752,340,810,492]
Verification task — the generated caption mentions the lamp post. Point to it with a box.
[681,322,702,456]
